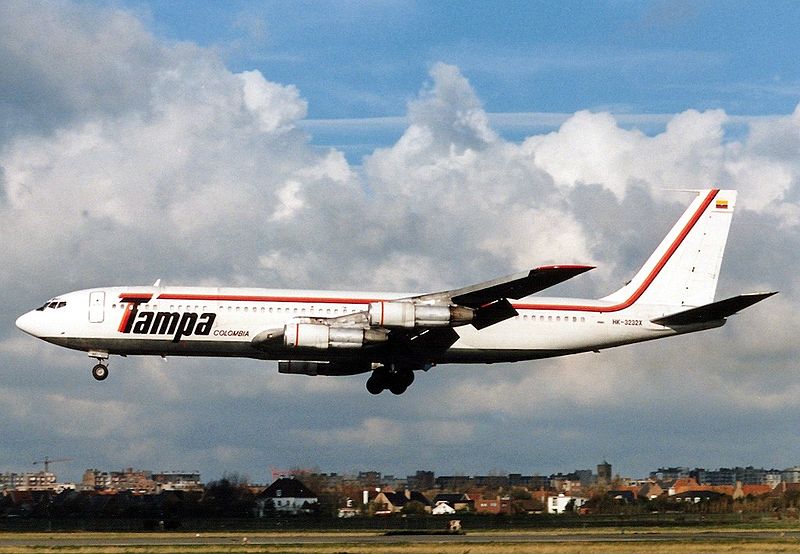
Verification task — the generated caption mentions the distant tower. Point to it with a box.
[597,461,612,484]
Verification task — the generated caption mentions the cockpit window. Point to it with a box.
[36,301,67,311]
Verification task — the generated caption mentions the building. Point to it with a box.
[547,493,588,514]
[372,490,432,514]
[435,475,474,491]
[432,493,473,512]
[432,501,456,515]
[597,461,612,484]
[782,467,800,484]
[693,466,783,486]
[152,471,203,491]
[472,493,503,514]
[650,467,691,481]
[109,468,157,493]
[82,469,112,490]
[637,481,664,500]
[406,470,434,491]
[357,471,382,488]
[256,477,318,516]
[0,471,58,491]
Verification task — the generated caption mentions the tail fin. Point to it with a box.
[602,189,736,309]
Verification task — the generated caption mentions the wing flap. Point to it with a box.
[436,265,594,308]
[473,298,518,330]
[651,292,777,326]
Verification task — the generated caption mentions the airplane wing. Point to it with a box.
[651,291,777,326]
[415,265,594,329]
[417,265,594,306]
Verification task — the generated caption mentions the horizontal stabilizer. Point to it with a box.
[651,292,777,326]
[449,265,594,308]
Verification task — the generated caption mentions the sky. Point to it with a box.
[1,0,800,484]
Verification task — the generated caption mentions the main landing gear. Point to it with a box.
[366,366,415,395]
[88,351,109,381]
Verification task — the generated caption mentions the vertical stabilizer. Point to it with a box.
[602,189,736,309]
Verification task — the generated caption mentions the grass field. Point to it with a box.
[2,530,800,554]
[4,545,800,554]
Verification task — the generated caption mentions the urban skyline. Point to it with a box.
[5,461,800,492]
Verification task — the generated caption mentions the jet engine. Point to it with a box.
[283,323,388,349]
[368,301,473,328]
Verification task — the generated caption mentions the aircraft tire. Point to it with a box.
[92,363,109,381]
[389,383,407,395]
[366,375,383,395]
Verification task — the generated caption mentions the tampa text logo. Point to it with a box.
[117,294,216,342]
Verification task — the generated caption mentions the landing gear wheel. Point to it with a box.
[389,383,407,395]
[92,363,108,381]
[366,375,383,395]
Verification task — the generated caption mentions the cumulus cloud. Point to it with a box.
[2,1,800,478]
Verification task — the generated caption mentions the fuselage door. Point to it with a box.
[89,291,105,323]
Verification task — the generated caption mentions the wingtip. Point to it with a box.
[535,264,595,272]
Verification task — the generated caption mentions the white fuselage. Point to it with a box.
[16,285,717,367]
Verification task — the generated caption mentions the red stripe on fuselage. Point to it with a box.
[119,293,154,300]
[157,293,374,304]
[150,190,718,316]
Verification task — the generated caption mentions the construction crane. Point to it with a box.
[32,456,73,473]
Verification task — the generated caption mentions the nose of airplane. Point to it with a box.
[15,310,40,337]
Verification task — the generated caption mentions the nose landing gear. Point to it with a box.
[88,351,109,381]
[92,363,108,381]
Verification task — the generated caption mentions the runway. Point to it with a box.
[2,529,800,548]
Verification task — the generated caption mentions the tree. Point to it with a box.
[509,488,532,500]
[401,500,428,516]
[202,477,255,517]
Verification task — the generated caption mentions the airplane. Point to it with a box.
[16,188,775,395]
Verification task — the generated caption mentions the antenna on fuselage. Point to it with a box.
[153,279,161,287]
